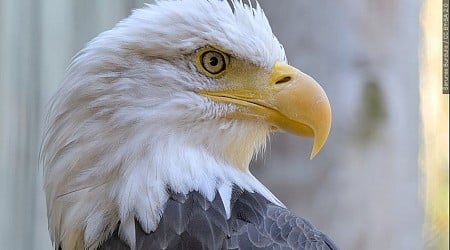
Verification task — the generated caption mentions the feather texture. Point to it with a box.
[99,188,338,250]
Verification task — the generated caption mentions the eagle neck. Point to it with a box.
[108,137,284,250]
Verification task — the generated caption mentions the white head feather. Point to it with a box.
[41,0,286,249]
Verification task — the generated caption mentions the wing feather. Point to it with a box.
[99,188,338,250]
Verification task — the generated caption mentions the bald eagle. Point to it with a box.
[41,0,336,249]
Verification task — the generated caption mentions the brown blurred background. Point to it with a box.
[0,0,448,249]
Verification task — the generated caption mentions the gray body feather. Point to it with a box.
[98,188,338,250]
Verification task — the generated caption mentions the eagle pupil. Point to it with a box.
[209,57,219,67]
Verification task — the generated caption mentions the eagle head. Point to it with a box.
[41,0,331,249]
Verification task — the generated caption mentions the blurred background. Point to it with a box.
[0,0,447,249]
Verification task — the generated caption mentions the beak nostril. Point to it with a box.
[275,76,292,85]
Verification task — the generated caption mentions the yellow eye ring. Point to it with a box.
[196,47,229,77]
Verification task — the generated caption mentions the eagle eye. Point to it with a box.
[196,48,229,77]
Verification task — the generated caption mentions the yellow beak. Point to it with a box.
[200,62,332,159]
